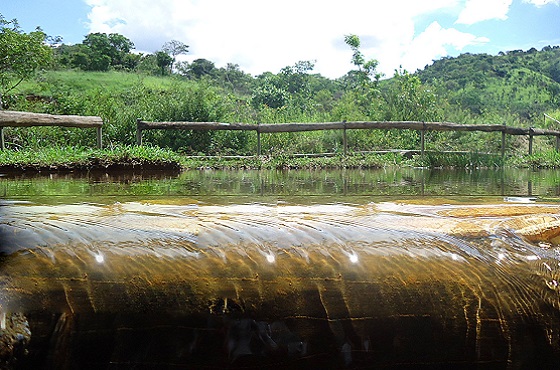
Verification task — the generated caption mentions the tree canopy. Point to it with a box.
[0,14,52,108]
[53,32,136,71]
[162,40,189,71]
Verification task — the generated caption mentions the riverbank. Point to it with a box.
[0,146,559,173]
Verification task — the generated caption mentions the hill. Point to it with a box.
[416,46,560,119]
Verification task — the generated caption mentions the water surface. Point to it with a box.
[2,168,560,369]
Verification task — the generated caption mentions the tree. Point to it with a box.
[383,68,440,121]
[214,63,254,95]
[0,14,52,108]
[155,51,173,75]
[185,58,216,79]
[162,40,189,71]
[343,34,382,117]
[81,32,135,70]
[344,34,382,88]
[251,73,289,109]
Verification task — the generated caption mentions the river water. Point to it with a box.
[2,168,560,369]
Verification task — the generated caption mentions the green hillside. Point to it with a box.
[416,47,560,120]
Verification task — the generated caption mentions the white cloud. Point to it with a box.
[84,0,491,78]
[523,0,560,6]
[456,0,512,25]
[400,22,489,72]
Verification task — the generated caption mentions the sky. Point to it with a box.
[1,0,560,79]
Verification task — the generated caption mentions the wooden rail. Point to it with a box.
[137,118,560,157]
[0,110,103,150]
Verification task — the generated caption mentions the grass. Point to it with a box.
[16,70,186,96]
[0,145,183,172]
[4,145,560,172]
[0,146,414,172]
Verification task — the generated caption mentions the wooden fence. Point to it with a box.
[2,109,559,157]
[0,110,103,150]
[137,117,560,157]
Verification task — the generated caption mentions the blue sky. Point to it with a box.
[2,0,560,78]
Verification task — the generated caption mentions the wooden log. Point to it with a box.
[136,120,560,137]
[137,120,256,131]
[345,121,424,130]
[527,127,560,136]
[257,122,345,133]
[0,110,103,128]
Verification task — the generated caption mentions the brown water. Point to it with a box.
[2,168,560,369]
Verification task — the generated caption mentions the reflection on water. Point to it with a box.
[2,167,560,200]
[2,169,560,368]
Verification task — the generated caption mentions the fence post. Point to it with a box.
[343,120,347,156]
[136,119,143,146]
[257,123,261,156]
[420,122,426,160]
[501,128,506,161]
[528,128,533,155]
[556,136,560,152]
[0,127,4,150]
[96,126,103,149]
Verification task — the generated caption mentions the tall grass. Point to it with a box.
[0,145,182,170]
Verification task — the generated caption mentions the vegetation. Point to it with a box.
[0,14,52,109]
[1,14,560,170]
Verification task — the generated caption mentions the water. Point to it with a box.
[2,168,560,369]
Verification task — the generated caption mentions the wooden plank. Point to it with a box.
[0,110,103,128]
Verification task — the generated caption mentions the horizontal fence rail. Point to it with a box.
[0,110,103,150]
[137,118,560,157]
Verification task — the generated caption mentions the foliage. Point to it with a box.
[179,58,217,79]
[0,145,182,171]
[417,47,560,119]
[161,40,189,71]
[508,150,560,169]
[155,51,173,75]
[57,32,136,72]
[251,73,290,109]
[382,69,441,121]
[342,34,382,117]
[0,14,52,108]
[416,152,503,168]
